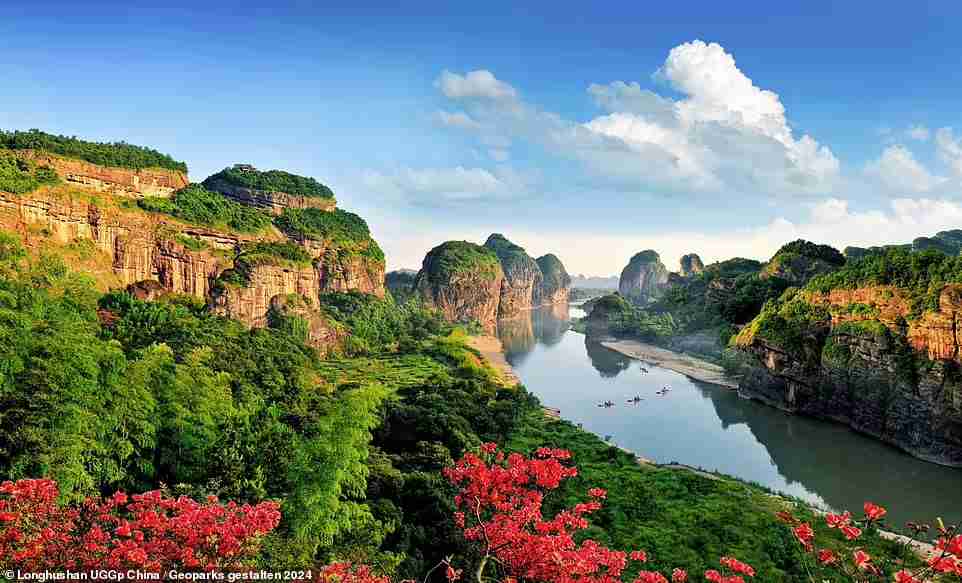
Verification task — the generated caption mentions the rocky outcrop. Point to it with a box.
[583,293,632,335]
[1,180,384,353]
[534,253,570,306]
[761,240,845,285]
[619,250,670,303]
[203,178,336,216]
[267,294,346,357]
[385,269,418,302]
[414,241,504,329]
[484,234,543,318]
[679,253,704,277]
[736,286,962,466]
[13,150,188,198]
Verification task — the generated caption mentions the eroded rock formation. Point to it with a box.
[534,253,571,306]
[618,250,670,303]
[736,286,962,465]
[0,160,384,353]
[484,234,543,318]
[679,253,704,278]
[414,241,504,329]
[203,178,336,216]
[14,150,188,198]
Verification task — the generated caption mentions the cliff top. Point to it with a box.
[420,240,503,283]
[536,253,571,288]
[203,165,335,199]
[0,129,187,173]
[484,233,540,279]
[627,249,661,265]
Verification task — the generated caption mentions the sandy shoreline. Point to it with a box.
[467,335,520,386]
[600,339,739,389]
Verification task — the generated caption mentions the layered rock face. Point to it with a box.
[534,253,571,306]
[14,150,188,198]
[414,241,504,329]
[618,250,670,303]
[679,253,704,277]
[1,163,384,353]
[484,234,543,318]
[203,178,336,216]
[736,286,962,465]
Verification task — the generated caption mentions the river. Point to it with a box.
[496,301,962,528]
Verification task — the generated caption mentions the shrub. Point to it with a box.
[0,128,186,172]
[138,184,272,233]
[275,208,384,262]
[203,166,334,198]
[0,150,59,194]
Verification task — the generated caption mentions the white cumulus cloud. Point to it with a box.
[864,145,945,193]
[435,69,517,101]
[936,127,962,177]
[906,125,930,141]
[436,110,482,130]
[362,165,532,203]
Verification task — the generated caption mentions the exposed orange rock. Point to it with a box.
[203,179,336,216]
[14,150,188,198]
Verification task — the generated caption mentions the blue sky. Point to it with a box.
[3,1,962,274]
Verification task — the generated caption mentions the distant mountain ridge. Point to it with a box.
[571,274,619,289]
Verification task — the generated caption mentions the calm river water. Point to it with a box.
[496,301,962,528]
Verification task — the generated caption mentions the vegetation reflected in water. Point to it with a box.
[498,303,962,528]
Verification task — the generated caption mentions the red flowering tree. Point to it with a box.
[0,478,281,571]
[782,502,962,582]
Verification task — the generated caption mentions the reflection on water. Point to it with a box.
[499,303,962,528]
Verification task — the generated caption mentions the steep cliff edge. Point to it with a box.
[484,233,543,318]
[734,249,962,465]
[0,132,385,353]
[619,250,670,303]
[534,253,570,306]
[414,241,504,328]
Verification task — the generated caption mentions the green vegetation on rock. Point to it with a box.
[275,208,384,262]
[807,247,962,318]
[0,149,59,194]
[0,128,187,172]
[217,241,313,287]
[138,184,273,233]
[419,240,502,284]
[536,253,571,289]
[203,166,334,198]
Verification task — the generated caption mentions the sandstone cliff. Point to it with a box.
[619,250,670,303]
[14,150,188,198]
[414,241,504,329]
[0,157,384,353]
[203,177,336,216]
[484,233,543,318]
[735,285,962,466]
[534,253,570,306]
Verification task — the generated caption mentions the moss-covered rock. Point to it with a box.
[414,241,504,328]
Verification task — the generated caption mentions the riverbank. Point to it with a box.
[467,334,520,386]
[600,339,739,388]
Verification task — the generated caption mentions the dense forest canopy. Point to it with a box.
[0,129,187,172]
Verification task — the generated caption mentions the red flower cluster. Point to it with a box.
[318,562,391,583]
[441,444,759,583]
[781,500,962,582]
[0,478,280,571]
